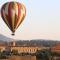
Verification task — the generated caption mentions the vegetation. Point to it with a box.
[36,49,51,60]
[0,52,8,59]
[16,40,60,47]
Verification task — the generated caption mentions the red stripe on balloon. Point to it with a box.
[24,6,26,21]
[8,2,12,31]
[1,3,7,25]
[18,3,21,19]
[1,7,4,20]
[1,4,5,21]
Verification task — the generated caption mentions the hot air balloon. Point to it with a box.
[1,2,26,35]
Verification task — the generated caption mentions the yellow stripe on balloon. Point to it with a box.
[15,4,26,29]
[11,2,17,32]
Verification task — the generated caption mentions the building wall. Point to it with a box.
[10,46,42,53]
[0,45,48,54]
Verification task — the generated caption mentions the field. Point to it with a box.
[0,55,36,60]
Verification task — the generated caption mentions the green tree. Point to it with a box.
[36,49,51,60]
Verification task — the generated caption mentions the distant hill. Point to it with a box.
[0,34,60,47]
[0,34,12,42]
[16,40,60,47]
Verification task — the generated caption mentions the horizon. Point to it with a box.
[0,0,60,40]
[0,34,60,41]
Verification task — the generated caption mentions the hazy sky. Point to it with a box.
[0,0,60,40]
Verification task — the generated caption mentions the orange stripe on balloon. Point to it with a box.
[15,3,21,29]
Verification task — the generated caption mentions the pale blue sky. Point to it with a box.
[0,0,60,40]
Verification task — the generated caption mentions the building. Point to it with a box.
[0,41,47,54]
[50,44,60,60]
[51,44,60,53]
[10,46,40,54]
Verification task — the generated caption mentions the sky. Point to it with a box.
[0,0,60,40]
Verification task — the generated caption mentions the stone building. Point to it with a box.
[10,46,40,53]
[0,41,46,54]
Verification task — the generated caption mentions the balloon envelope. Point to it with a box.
[1,2,26,35]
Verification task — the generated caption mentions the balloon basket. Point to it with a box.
[11,33,15,36]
